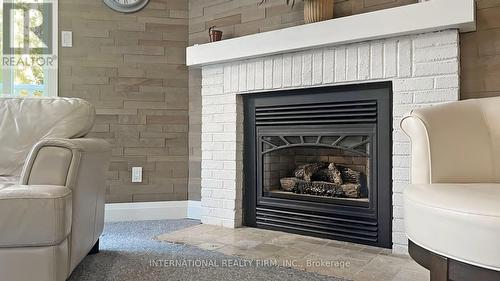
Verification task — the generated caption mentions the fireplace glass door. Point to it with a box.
[243,82,392,248]
[258,126,375,207]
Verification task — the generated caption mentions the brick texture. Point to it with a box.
[59,0,189,203]
[188,0,419,202]
[199,30,460,253]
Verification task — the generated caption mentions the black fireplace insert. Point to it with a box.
[243,82,392,248]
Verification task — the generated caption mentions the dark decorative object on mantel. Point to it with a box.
[208,26,223,42]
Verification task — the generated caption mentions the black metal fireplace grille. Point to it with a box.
[244,82,392,248]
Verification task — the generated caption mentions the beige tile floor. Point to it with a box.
[156,224,429,281]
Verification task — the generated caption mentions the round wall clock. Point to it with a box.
[103,0,149,13]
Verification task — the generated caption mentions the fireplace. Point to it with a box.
[244,83,392,248]
[192,27,462,252]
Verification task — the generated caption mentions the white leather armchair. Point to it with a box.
[0,98,111,281]
[401,97,500,281]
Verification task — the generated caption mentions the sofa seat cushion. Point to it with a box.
[404,184,500,271]
[0,184,72,247]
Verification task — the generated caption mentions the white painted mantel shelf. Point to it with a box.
[187,0,475,67]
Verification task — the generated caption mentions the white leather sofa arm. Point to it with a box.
[0,97,111,281]
[20,138,111,187]
[19,137,111,271]
[0,184,72,248]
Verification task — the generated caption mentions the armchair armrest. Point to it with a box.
[400,114,431,184]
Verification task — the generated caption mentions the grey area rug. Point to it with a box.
[68,219,346,281]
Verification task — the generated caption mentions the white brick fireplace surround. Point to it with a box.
[187,0,476,254]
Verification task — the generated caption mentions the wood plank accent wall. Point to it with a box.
[59,0,189,203]
[461,0,500,99]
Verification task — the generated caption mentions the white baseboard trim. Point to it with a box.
[187,200,201,220]
[104,200,202,222]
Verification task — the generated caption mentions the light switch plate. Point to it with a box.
[61,31,72,47]
[132,167,142,183]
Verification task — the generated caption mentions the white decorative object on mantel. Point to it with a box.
[189,0,476,254]
[187,0,475,67]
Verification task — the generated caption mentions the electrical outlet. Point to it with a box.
[132,167,142,183]
[61,31,73,47]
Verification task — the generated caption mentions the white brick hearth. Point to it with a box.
[198,29,460,254]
